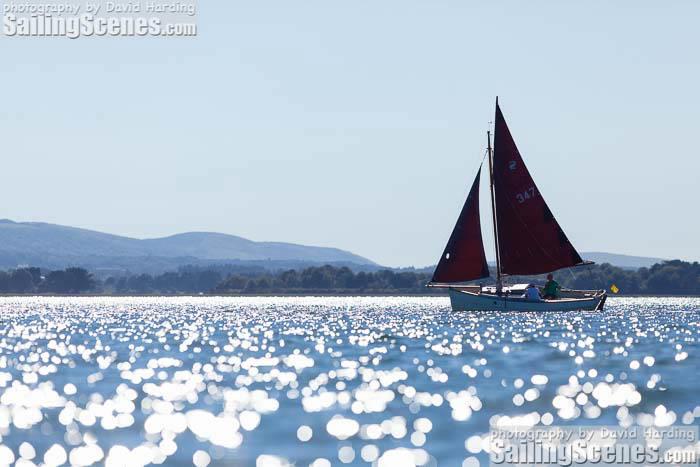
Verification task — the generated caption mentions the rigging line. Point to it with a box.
[587,262,597,290]
[480,148,488,164]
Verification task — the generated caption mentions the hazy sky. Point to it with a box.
[2,1,699,267]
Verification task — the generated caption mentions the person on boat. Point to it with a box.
[522,284,541,301]
[543,273,561,300]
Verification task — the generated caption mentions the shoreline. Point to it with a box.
[1,293,699,298]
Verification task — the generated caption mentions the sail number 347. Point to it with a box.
[516,186,537,204]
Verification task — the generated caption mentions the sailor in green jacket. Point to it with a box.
[543,273,560,299]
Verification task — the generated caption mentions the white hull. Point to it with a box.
[448,288,606,312]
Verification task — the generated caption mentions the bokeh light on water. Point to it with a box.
[0,296,697,466]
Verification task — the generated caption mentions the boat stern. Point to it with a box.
[595,291,608,311]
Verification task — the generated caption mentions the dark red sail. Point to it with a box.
[492,102,585,275]
[432,167,490,283]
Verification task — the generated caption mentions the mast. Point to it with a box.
[487,128,502,292]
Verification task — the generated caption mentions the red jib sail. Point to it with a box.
[432,166,490,283]
[492,102,585,275]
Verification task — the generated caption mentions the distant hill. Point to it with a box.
[0,219,375,273]
[0,219,675,274]
[580,252,668,270]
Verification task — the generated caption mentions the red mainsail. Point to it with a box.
[432,167,490,283]
[492,102,585,275]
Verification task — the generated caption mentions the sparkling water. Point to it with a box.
[0,296,697,466]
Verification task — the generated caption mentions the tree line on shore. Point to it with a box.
[0,260,698,295]
[0,267,95,294]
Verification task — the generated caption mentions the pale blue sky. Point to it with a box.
[1,1,698,267]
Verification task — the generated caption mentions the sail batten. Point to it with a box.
[431,166,490,283]
[492,103,586,275]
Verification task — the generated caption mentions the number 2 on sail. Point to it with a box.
[516,186,537,203]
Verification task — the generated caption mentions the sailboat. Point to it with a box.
[429,99,607,312]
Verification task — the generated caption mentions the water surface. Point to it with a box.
[0,296,697,466]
